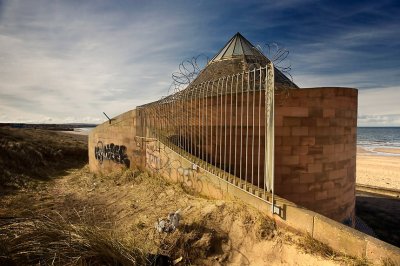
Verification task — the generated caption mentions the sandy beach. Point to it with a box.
[356,147,400,190]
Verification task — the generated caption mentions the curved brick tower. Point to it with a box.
[188,33,357,225]
[274,88,357,225]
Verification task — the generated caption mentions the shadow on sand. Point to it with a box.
[356,194,400,247]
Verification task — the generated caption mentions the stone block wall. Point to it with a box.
[89,109,145,173]
[274,87,358,224]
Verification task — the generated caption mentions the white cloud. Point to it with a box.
[358,86,400,116]
[358,114,400,127]
[0,0,399,127]
[0,0,207,123]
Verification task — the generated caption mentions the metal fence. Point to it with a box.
[138,62,275,207]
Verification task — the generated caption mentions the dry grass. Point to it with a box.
[296,234,370,266]
[381,258,397,266]
[0,127,87,191]
[0,215,148,266]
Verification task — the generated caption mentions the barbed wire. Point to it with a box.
[255,42,293,82]
[168,54,209,95]
[165,42,294,97]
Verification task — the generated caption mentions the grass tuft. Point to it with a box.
[0,215,148,266]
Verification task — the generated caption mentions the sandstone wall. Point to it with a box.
[274,87,358,225]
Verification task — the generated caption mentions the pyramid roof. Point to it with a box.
[194,33,298,89]
[209,32,267,64]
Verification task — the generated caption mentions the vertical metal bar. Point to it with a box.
[174,97,177,148]
[264,67,267,199]
[269,63,275,214]
[195,87,198,158]
[185,91,190,152]
[181,93,184,152]
[229,74,233,178]
[165,102,167,142]
[155,107,158,139]
[234,74,239,180]
[239,73,244,187]
[252,69,256,191]
[149,108,152,138]
[245,70,250,191]
[203,83,207,162]
[207,81,215,169]
[193,88,196,156]
[205,82,209,165]
[198,84,201,160]
[172,96,175,146]
[200,86,203,159]
[198,86,206,160]
[160,104,162,139]
[224,76,228,177]
[167,101,170,144]
[153,107,156,140]
[220,77,225,175]
[210,81,214,169]
[163,103,165,137]
[178,94,181,150]
[215,79,220,169]
[155,107,158,138]
[258,67,262,192]
[191,90,193,155]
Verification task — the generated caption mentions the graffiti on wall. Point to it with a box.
[177,166,204,194]
[144,140,206,194]
[145,140,164,171]
[133,136,145,157]
[94,141,130,167]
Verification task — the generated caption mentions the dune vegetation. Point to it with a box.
[0,127,373,265]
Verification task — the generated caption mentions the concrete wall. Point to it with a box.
[89,109,145,173]
[274,87,358,225]
[88,88,400,264]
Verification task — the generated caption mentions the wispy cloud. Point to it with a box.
[0,0,399,126]
[358,114,400,127]
[0,0,211,123]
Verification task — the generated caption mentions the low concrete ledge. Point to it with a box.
[279,204,315,235]
[356,184,400,198]
[313,214,367,258]
[313,214,400,263]
[365,235,400,263]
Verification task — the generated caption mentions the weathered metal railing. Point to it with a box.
[138,63,275,209]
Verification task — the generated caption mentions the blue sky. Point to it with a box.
[0,0,399,126]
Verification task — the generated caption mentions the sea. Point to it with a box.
[73,127,94,135]
[357,127,400,156]
[75,126,400,155]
